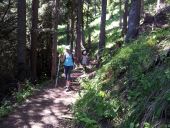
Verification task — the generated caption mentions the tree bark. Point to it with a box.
[86,2,91,50]
[51,0,59,80]
[81,0,85,47]
[70,0,75,52]
[82,30,85,48]
[98,0,107,56]
[122,0,129,35]
[17,0,26,82]
[119,0,122,27]
[66,17,70,45]
[88,33,91,50]
[140,0,144,17]
[125,0,141,43]
[31,0,39,82]
[94,0,97,16]
[75,0,82,63]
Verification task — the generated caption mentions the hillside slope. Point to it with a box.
[74,19,170,128]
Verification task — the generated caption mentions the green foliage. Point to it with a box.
[57,45,66,54]
[14,81,34,103]
[74,28,170,127]
[144,122,152,128]
[0,101,12,118]
[74,87,122,127]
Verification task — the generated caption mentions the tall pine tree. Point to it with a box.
[31,0,39,82]
[17,0,26,82]
[98,0,107,57]
[125,0,141,43]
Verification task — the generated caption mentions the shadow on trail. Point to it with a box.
[0,69,84,128]
[0,87,73,128]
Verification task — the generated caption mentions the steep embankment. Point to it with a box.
[74,25,170,127]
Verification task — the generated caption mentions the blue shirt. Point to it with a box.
[64,53,74,66]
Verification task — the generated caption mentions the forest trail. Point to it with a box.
[0,68,85,128]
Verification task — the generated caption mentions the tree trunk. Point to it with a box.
[88,34,91,50]
[94,0,97,16]
[119,0,122,27]
[51,0,59,80]
[125,0,141,43]
[31,0,39,83]
[17,0,26,82]
[81,30,85,48]
[66,17,70,45]
[81,0,85,47]
[156,0,165,12]
[47,35,52,77]
[75,0,82,63]
[122,0,128,35]
[140,0,144,17]
[98,0,107,57]
[86,3,91,50]
[70,0,75,52]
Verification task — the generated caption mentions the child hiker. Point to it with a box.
[61,46,74,91]
[81,50,89,73]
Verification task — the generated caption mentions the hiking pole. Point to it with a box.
[55,57,61,88]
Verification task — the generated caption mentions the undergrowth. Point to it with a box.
[0,80,48,118]
[74,28,170,128]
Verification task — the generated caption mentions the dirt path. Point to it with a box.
[0,70,84,128]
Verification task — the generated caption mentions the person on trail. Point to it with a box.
[81,50,89,73]
[61,46,74,91]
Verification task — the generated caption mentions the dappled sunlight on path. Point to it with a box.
[0,70,84,128]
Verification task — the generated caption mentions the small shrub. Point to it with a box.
[0,101,12,117]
